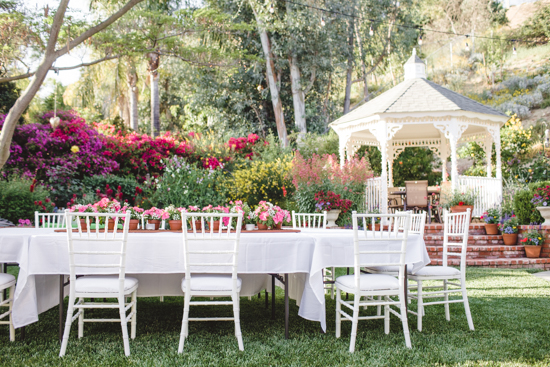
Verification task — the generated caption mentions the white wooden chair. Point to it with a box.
[408,209,474,332]
[178,212,244,353]
[59,210,138,357]
[336,212,412,352]
[292,211,336,298]
[35,211,67,228]
[0,273,16,341]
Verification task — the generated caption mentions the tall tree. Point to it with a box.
[0,0,145,169]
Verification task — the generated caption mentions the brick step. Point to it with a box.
[428,245,525,259]
[429,257,550,269]
[424,234,504,246]
[425,223,487,236]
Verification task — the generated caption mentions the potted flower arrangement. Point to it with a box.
[253,201,291,230]
[230,201,254,230]
[127,207,144,230]
[531,186,550,225]
[498,214,519,246]
[246,211,258,231]
[314,190,353,228]
[187,205,202,230]
[366,209,382,231]
[481,208,500,235]
[441,189,476,221]
[143,207,168,230]
[70,204,95,230]
[165,205,185,231]
[520,228,545,258]
[201,205,229,231]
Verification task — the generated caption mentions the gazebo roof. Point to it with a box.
[330,77,507,128]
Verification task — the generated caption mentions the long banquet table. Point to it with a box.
[0,227,430,333]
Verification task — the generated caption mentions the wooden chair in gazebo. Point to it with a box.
[404,181,432,223]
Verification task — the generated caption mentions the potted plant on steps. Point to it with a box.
[482,208,501,235]
[499,214,519,246]
[441,189,476,222]
[314,190,353,228]
[531,186,550,225]
[520,228,545,258]
[165,205,183,231]
[127,207,144,230]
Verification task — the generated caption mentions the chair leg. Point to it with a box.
[118,296,131,356]
[384,296,390,334]
[399,287,412,348]
[330,267,335,299]
[178,293,191,353]
[78,298,84,338]
[59,292,76,357]
[8,284,15,342]
[335,288,341,338]
[232,292,244,351]
[159,296,164,302]
[131,291,137,339]
[444,280,450,321]
[349,294,360,353]
[461,278,475,331]
[377,296,382,316]
[417,280,423,332]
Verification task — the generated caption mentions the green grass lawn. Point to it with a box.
[1,268,550,366]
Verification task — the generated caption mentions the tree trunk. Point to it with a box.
[289,54,306,136]
[343,20,355,114]
[250,1,288,147]
[127,64,139,131]
[148,52,160,137]
[0,0,70,169]
[354,21,369,102]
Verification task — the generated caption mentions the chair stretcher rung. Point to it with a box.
[0,298,13,307]
[0,310,12,319]
[188,317,234,321]
[83,318,121,322]
[422,299,464,306]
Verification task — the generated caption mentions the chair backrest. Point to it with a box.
[64,210,131,294]
[442,209,470,272]
[181,212,243,292]
[292,211,327,229]
[405,180,428,207]
[35,211,67,229]
[410,211,427,237]
[352,212,411,292]
[387,187,403,205]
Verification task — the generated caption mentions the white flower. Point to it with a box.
[184,190,188,194]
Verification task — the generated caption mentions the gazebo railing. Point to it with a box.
[457,176,502,217]
[365,177,382,212]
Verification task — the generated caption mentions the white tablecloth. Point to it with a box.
[1,228,430,331]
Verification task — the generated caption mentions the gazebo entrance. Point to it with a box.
[330,50,509,217]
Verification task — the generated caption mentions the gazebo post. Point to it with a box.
[439,133,448,182]
[483,135,493,178]
[387,146,394,188]
[449,137,459,191]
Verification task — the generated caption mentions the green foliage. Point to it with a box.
[512,183,548,225]
[295,132,339,160]
[0,81,20,114]
[81,175,142,204]
[150,156,227,208]
[517,4,550,43]
[0,177,52,224]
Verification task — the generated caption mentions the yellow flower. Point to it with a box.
[71,145,80,153]
[539,237,542,240]
[528,169,532,173]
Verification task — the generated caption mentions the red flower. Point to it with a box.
[520,238,528,243]
[458,201,464,206]
[282,186,287,197]
[38,201,42,206]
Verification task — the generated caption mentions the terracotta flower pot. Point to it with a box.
[211,220,220,231]
[274,222,282,230]
[79,219,88,231]
[450,205,474,222]
[368,223,381,231]
[502,233,518,246]
[258,223,268,230]
[485,223,499,235]
[190,220,202,230]
[107,219,116,230]
[169,220,182,231]
[148,219,161,230]
[129,219,139,230]
[524,245,542,258]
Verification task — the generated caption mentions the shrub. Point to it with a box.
[82,175,143,205]
[225,156,293,207]
[0,178,53,224]
[511,183,550,225]
[149,156,227,208]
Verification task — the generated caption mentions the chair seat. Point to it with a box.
[409,266,461,278]
[0,273,16,289]
[182,274,242,292]
[335,274,400,292]
[75,276,139,294]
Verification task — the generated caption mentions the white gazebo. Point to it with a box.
[329,49,509,217]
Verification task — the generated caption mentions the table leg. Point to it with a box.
[271,275,275,320]
[346,267,350,300]
[2,263,6,301]
[284,273,289,340]
[265,289,268,309]
[59,275,64,342]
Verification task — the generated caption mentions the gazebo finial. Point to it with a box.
[404,48,426,80]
